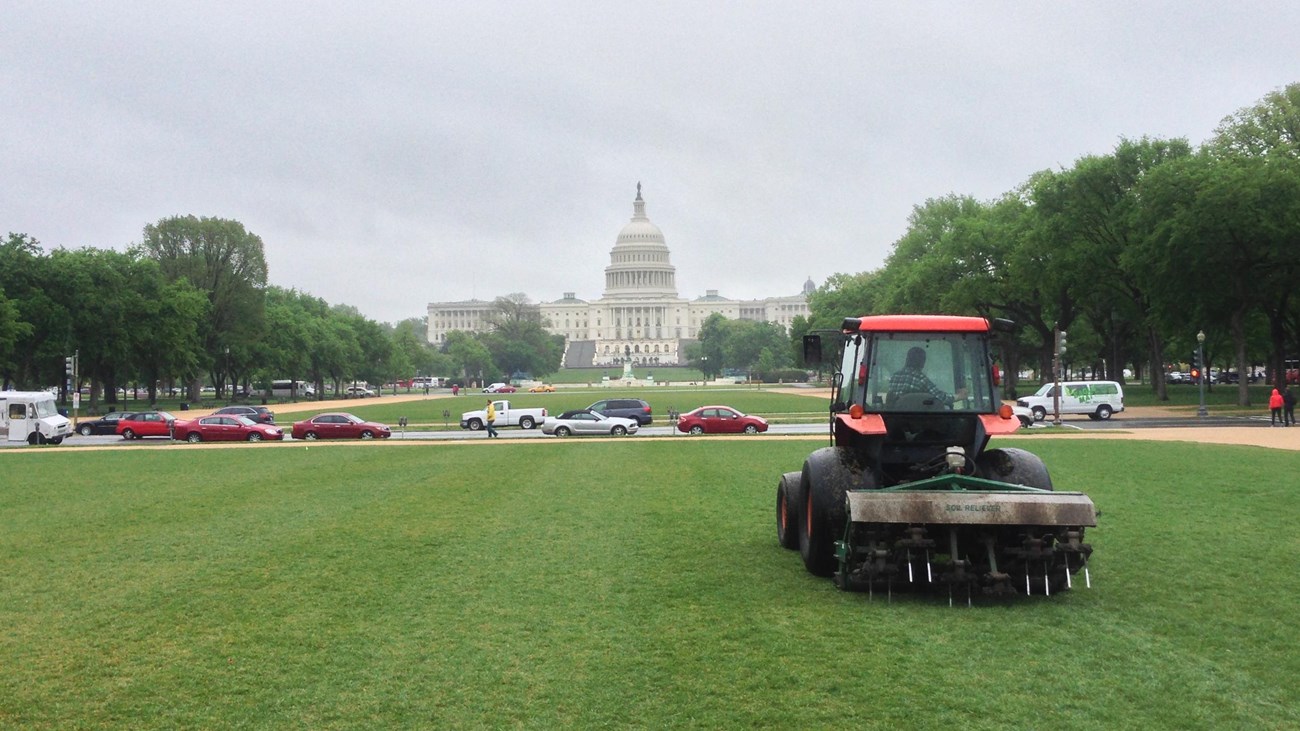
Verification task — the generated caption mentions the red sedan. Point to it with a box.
[675,405,769,435]
[174,415,284,442]
[291,413,392,440]
[116,411,178,439]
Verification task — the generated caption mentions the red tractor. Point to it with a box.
[777,315,1096,602]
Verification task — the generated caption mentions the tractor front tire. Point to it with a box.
[976,447,1053,490]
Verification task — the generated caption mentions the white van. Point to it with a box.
[270,380,315,399]
[1017,381,1125,421]
[0,391,73,445]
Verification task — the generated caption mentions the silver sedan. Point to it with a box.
[542,409,639,437]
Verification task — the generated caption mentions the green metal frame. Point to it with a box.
[868,473,1054,495]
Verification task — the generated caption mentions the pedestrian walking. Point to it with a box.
[485,399,499,438]
[1283,386,1297,427]
[1269,387,1284,426]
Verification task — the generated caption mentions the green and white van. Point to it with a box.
[1016,381,1125,421]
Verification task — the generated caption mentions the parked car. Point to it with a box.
[174,415,284,442]
[1166,371,1190,384]
[587,398,653,425]
[75,411,131,436]
[675,405,768,435]
[291,413,391,440]
[483,383,517,393]
[214,405,276,424]
[344,386,376,398]
[542,409,639,437]
[1011,404,1035,427]
[529,384,556,393]
[116,411,178,439]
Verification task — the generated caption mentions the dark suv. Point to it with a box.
[587,398,652,425]
[214,405,276,424]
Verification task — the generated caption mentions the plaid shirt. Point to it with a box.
[887,367,954,406]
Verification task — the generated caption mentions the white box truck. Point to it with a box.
[1,391,73,445]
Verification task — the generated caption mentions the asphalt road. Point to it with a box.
[36,411,1281,449]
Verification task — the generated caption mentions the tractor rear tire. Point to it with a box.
[798,447,874,577]
[976,447,1053,490]
[775,471,801,550]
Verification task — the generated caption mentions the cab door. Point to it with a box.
[5,401,29,442]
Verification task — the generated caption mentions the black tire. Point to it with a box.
[519,416,535,429]
[744,424,758,434]
[976,447,1053,490]
[303,431,319,440]
[554,426,571,437]
[247,432,262,442]
[611,425,627,436]
[776,471,801,550]
[467,419,483,431]
[689,425,704,435]
[360,430,374,439]
[799,447,875,577]
[1031,406,1046,422]
[51,436,63,445]
[78,424,94,436]
[186,432,202,443]
[1096,404,1113,420]
[122,428,136,440]
[1018,415,1033,427]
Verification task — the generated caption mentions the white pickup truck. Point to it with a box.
[460,400,548,431]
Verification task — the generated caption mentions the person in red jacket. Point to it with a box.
[1269,387,1284,426]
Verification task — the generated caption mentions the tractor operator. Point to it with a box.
[887,346,967,407]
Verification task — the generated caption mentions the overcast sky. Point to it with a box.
[4,2,1298,324]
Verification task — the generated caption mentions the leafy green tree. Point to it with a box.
[480,295,564,378]
[0,234,68,389]
[444,331,496,384]
[1032,138,1193,397]
[138,215,268,398]
[1207,83,1300,392]
[806,271,881,329]
[1136,151,1300,403]
[0,288,32,387]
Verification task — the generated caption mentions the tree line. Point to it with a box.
[0,218,561,409]
[789,83,1300,404]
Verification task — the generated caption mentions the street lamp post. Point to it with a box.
[1197,330,1208,417]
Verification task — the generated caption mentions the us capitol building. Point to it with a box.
[426,185,815,368]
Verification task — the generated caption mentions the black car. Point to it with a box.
[213,405,276,424]
[586,398,653,425]
[75,411,130,436]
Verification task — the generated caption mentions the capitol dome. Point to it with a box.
[603,183,678,299]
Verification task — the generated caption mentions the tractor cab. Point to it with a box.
[808,316,1020,482]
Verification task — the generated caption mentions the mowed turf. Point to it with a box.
[2,438,1298,729]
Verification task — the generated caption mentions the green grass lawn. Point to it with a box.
[3,438,1298,729]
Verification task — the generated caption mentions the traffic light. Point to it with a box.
[65,356,74,377]
[1055,330,1068,357]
